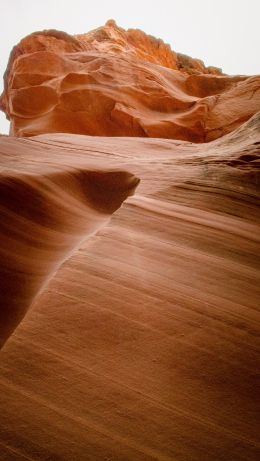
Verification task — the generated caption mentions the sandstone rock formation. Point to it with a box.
[0,113,259,460]
[0,21,259,461]
[0,154,139,347]
[1,20,259,141]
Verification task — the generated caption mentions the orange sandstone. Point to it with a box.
[1,20,259,141]
[0,21,259,461]
[0,113,259,459]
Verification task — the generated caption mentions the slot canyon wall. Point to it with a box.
[0,21,259,461]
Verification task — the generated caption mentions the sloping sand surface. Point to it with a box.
[0,113,259,460]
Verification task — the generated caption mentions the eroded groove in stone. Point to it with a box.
[0,150,139,346]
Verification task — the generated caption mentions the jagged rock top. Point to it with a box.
[0,21,259,140]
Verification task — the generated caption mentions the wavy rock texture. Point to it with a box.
[0,149,139,347]
[1,20,260,141]
[0,112,259,459]
[0,20,260,461]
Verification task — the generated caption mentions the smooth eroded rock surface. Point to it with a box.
[0,143,139,347]
[0,20,260,461]
[1,20,260,141]
[0,112,259,460]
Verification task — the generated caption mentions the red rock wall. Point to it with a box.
[1,21,259,141]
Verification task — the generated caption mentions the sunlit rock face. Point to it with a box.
[1,20,259,141]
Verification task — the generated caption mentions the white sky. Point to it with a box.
[0,0,259,134]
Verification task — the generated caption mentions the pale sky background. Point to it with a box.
[0,0,259,134]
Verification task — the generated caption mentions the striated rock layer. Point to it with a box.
[0,154,139,347]
[0,112,259,459]
[1,20,260,141]
[0,20,260,461]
